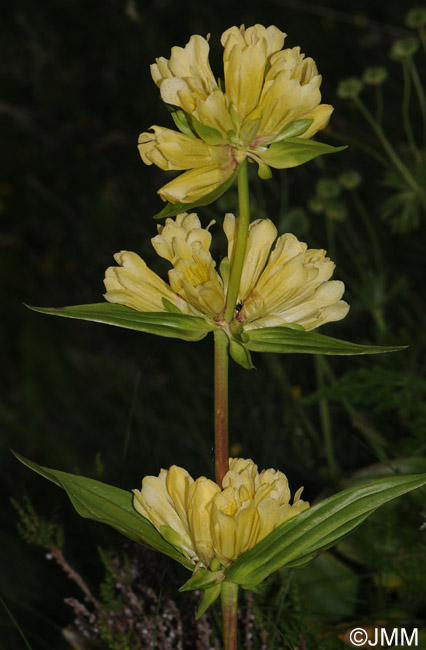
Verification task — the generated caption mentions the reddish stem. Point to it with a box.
[214,329,229,487]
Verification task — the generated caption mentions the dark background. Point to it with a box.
[2,1,426,648]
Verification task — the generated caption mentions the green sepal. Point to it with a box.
[196,583,222,619]
[239,115,262,144]
[225,473,426,589]
[179,568,225,592]
[159,524,186,552]
[272,119,314,143]
[12,452,194,570]
[26,303,216,342]
[167,106,197,138]
[229,338,255,370]
[229,102,240,131]
[189,115,225,145]
[257,160,272,179]
[154,164,241,218]
[161,297,183,314]
[219,256,230,287]
[245,325,407,355]
[260,138,347,169]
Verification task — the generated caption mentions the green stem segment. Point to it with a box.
[224,158,251,323]
[221,582,239,650]
[354,96,426,208]
[214,159,251,486]
[214,329,229,487]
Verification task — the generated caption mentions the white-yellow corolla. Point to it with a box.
[133,458,309,568]
[103,213,349,332]
[139,25,334,203]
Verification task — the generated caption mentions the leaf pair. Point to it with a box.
[27,303,405,361]
[13,452,426,614]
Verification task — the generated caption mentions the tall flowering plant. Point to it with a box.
[16,24,426,649]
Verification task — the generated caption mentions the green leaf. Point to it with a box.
[161,297,183,314]
[189,115,225,145]
[273,119,314,142]
[260,138,347,169]
[179,568,225,592]
[27,303,216,341]
[229,338,255,370]
[196,583,222,619]
[12,452,194,570]
[169,108,197,138]
[245,325,406,355]
[225,473,426,588]
[154,164,241,218]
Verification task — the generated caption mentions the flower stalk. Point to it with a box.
[214,329,230,486]
[224,158,251,322]
[221,582,239,650]
[215,158,251,486]
[354,95,426,207]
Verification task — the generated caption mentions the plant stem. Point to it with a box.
[408,57,426,146]
[354,96,426,207]
[375,84,384,125]
[221,581,239,650]
[326,129,390,169]
[401,60,419,160]
[224,158,251,322]
[214,329,229,487]
[352,189,382,272]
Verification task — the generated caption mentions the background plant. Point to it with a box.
[2,1,426,648]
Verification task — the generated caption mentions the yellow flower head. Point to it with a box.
[133,458,309,568]
[139,25,334,203]
[103,212,349,332]
[104,212,226,319]
[224,215,349,330]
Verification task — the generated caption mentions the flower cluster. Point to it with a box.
[133,458,309,568]
[139,25,333,203]
[103,213,349,332]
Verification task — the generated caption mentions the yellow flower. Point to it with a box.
[104,212,226,319]
[103,212,349,333]
[224,215,349,330]
[140,25,334,203]
[133,458,309,569]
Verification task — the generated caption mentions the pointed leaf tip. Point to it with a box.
[27,303,215,341]
[13,452,195,569]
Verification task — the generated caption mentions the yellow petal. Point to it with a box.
[297,300,350,331]
[151,34,217,110]
[233,500,259,556]
[138,126,213,171]
[224,42,267,122]
[221,25,286,60]
[166,465,194,528]
[299,103,334,139]
[194,91,235,137]
[133,471,194,553]
[211,503,238,567]
[237,232,349,331]
[103,251,188,313]
[152,212,212,263]
[239,218,278,302]
[157,164,235,203]
[187,477,220,568]
[256,46,332,143]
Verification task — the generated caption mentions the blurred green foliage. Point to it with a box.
[2,0,426,648]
